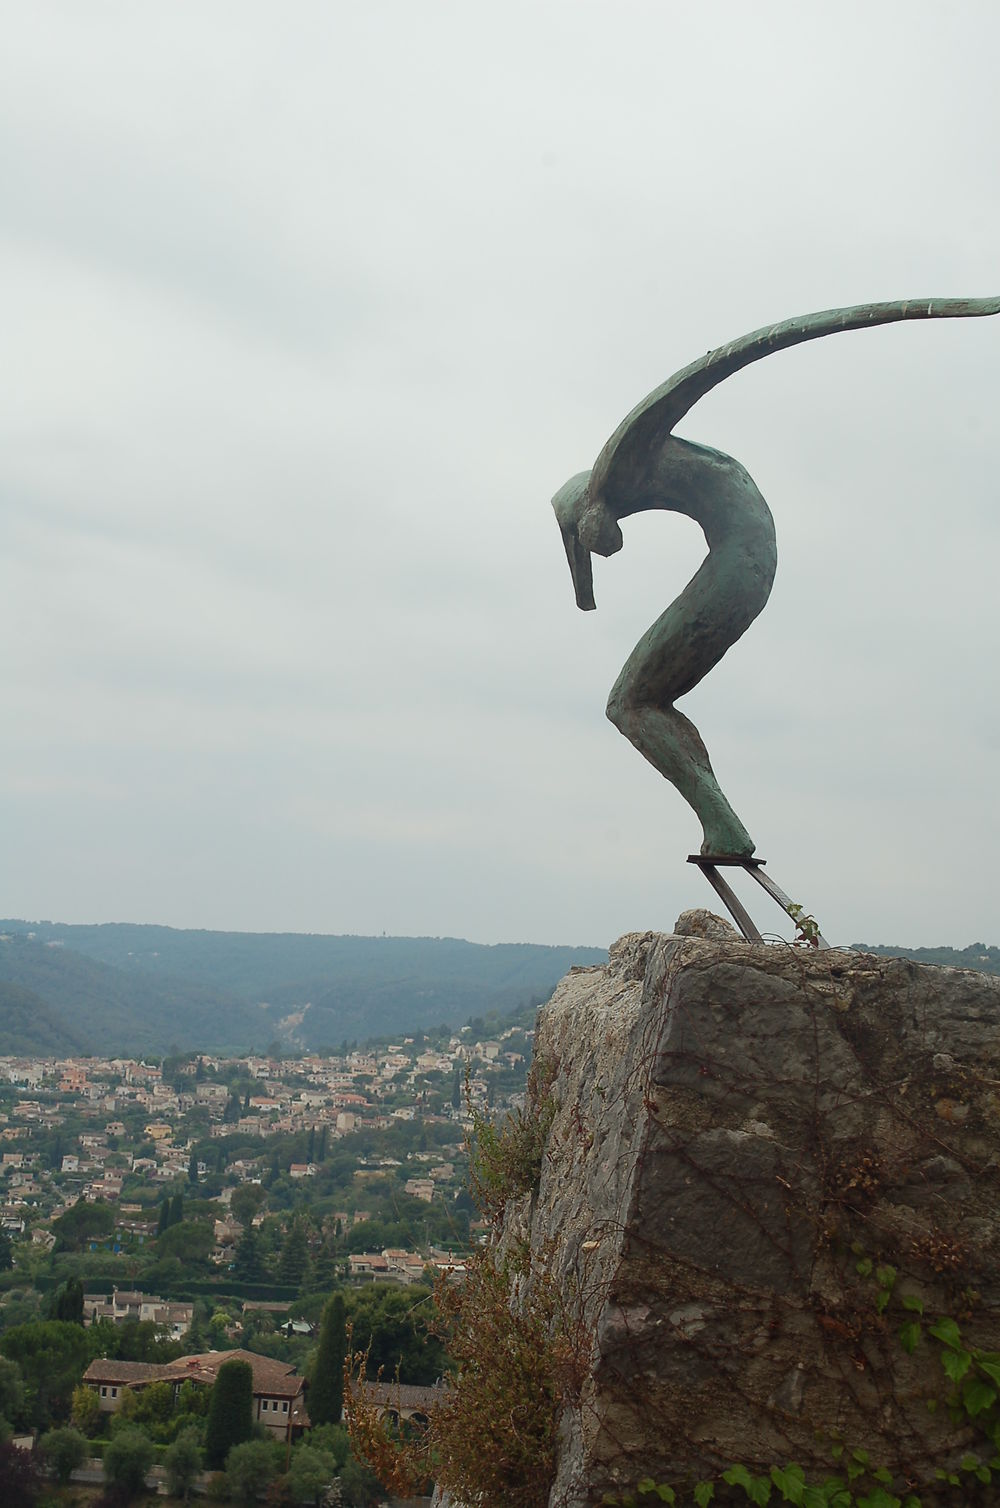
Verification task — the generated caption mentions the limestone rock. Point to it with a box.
[512,934,1000,1507]
[672,907,739,940]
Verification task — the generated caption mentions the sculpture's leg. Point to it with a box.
[606,687,755,855]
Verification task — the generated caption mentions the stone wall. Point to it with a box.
[510,918,1000,1507]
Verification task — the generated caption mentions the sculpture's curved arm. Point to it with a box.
[590,297,1000,508]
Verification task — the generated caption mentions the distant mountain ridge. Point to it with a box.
[0,919,608,1056]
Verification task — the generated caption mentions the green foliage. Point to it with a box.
[230,1184,267,1227]
[336,1450,382,1507]
[0,1232,13,1272]
[37,1423,88,1483]
[205,1359,254,1470]
[50,1276,84,1324]
[163,1425,203,1502]
[285,1443,338,1503]
[0,1357,25,1428]
[346,1283,446,1386]
[308,1293,347,1427]
[304,1422,349,1468]
[785,903,822,948]
[0,1319,96,1427]
[225,1437,278,1504]
[467,1054,557,1221]
[277,1220,310,1288]
[156,1218,213,1266]
[51,1201,115,1251]
[347,1248,583,1508]
[70,1381,101,1433]
[103,1423,156,1499]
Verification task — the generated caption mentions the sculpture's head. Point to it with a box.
[552,472,623,611]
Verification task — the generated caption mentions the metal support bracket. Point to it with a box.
[686,854,830,948]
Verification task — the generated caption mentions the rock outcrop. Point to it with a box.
[511,918,1000,1506]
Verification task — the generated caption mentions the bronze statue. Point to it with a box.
[554,298,1000,858]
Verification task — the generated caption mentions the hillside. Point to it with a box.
[0,920,607,1056]
[852,941,1000,975]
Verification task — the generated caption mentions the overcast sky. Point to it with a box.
[2,3,999,951]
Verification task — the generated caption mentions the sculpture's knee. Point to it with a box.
[606,681,637,736]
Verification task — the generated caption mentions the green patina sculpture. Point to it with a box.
[554,298,1000,856]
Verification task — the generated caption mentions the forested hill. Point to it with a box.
[0,920,607,1057]
[851,942,1000,976]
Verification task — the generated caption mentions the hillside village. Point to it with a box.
[0,1019,532,1329]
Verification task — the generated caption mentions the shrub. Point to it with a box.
[285,1443,338,1504]
[226,1438,278,1505]
[103,1423,155,1500]
[38,1424,88,1483]
[164,1424,203,1503]
[346,1243,584,1508]
[467,1054,557,1222]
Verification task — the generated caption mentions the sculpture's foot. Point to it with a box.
[699,819,755,859]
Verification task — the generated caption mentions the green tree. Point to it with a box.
[226,1438,278,1504]
[37,1424,87,1483]
[338,1450,382,1507]
[52,1277,84,1325]
[204,1358,253,1469]
[309,1242,337,1294]
[346,1284,445,1386]
[132,1378,175,1435]
[233,1226,264,1282]
[0,1231,13,1272]
[0,1320,95,1427]
[304,1423,349,1468]
[157,1198,171,1236]
[308,1294,346,1427]
[0,1358,25,1431]
[70,1382,100,1435]
[169,1192,185,1227]
[163,1424,203,1502]
[230,1183,266,1226]
[188,1152,200,1185]
[104,1424,155,1499]
[286,1443,337,1504]
[51,1200,114,1251]
[177,1378,210,1417]
[277,1220,310,1287]
[156,1219,213,1267]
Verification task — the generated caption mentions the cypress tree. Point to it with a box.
[308,1293,347,1426]
[233,1227,263,1283]
[169,1193,184,1227]
[188,1152,199,1185]
[204,1359,253,1469]
[157,1199,171,1236]
[277,1220,309,1287]
[53,1277,84,1324]
[310,1242,337,1293]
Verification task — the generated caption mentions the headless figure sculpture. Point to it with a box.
[554,298,1000,857]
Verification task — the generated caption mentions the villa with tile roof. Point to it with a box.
[83,1347,309,1440]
